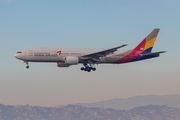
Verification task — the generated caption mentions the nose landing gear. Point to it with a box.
[26,65,29,69]
[24,61,29,69]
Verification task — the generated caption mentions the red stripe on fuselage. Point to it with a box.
[114,38,146,64]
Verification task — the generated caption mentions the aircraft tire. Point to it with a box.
[81,67,84,70]
[92,68,96,71]
[86,66,91,72]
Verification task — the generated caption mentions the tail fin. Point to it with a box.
[114,29,161,63]
[133,28,160,54]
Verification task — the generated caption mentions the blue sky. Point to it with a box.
[0,0,180,107]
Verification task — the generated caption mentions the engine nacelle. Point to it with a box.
[57,62,70,67]
[65,56,79,65]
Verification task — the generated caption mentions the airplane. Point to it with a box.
[14,28,166,72]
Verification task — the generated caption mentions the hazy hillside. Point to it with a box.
[0,104,180,120]
[76,94,180,110]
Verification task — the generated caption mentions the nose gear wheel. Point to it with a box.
[24,61,29,69]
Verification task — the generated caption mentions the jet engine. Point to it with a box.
[65,56,79,65]
[57,62,70,67]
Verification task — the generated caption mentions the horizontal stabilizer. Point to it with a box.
[140,51,166,57]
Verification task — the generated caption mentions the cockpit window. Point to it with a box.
[17,51,22,53]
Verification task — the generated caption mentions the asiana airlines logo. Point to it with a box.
[34,51,62,57]
[57,51,61,55]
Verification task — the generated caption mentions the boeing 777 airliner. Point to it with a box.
[14,29,166,72]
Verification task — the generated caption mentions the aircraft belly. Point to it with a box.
[101,56,124,63]
[27,56,64,62]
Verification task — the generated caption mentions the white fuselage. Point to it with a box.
[14,48,128,64]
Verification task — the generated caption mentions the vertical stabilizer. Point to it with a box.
[114,29,160,63]
[134,28,160,54]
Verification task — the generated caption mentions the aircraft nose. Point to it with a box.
[14,54,18,58]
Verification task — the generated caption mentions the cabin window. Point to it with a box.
[17,51,22,53]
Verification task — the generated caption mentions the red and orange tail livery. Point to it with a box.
[114,29,166,64]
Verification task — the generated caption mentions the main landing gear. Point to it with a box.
[81,64,96,72]
[24,61,29,69]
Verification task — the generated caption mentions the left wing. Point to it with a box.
[79,44,127,61]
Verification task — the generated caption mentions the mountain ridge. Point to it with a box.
[0,104,180,120]
[74,94,180,110]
